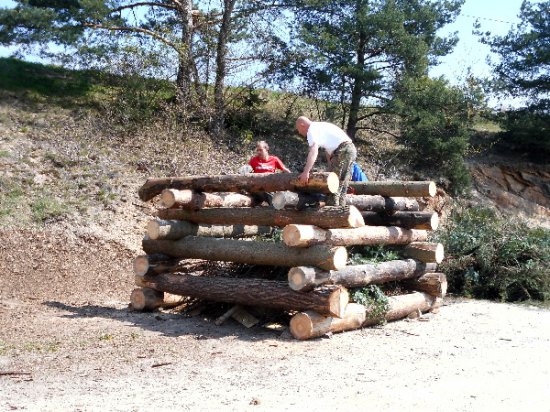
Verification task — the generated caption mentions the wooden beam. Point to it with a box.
[138,172,340,201]
[147,219,272,240]
[142,237,348,270]
[349,181,437,197]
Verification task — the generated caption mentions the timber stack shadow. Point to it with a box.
[131,172,446,340]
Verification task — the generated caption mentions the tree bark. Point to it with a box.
[137,273,349,318]
[402,242,445,263]
[282,224,427,248]
[349,181,437,197]
[404,273,447,298]
[290,292,437,340]
[272,192,420,213]
[157,205,365,229]
[138,172,339,201]
[147,219,272,240]
[346,195,420,213]
[210,0,237,137]
[130,287,186,311]
[142,237,348,270]
[175,0,194,113]
[288,259,438,291]
[161,189,254,209]
[361,211,439,230]
[346,26,367,139]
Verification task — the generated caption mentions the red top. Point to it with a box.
[249,155,286,174]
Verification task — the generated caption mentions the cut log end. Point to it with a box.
[332,247,348,271]
[289,312,315,340]
[435,243,444,263]
[282,224,325,248]
[348,205,365,228]
[146,220,162,240]
[326,172,340,194]
[428,181,437,197]
[288,267,316,292]
[133,255,151,277]
[130,288,163,311]
[404,242,445,263]
[161,189,191,208]
[430,213,439,231]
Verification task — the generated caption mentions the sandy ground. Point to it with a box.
[1,296,549,411]
[1,230,549,411]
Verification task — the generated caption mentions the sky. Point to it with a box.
[0,0,530,103]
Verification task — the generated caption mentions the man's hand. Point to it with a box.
[298,171,310,184]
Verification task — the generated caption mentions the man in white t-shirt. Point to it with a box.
[296,116,357,206]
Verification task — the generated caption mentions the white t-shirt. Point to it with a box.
[307,122,352,155]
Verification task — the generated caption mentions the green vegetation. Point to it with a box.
[31,195,68,223]
[348,245,400,265]
[392,76,474,194]
[435,207,550,302]
[351,285,390,324]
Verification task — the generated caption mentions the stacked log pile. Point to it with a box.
[131,172,446,340]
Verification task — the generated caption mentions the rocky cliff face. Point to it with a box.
[469,161,550,228]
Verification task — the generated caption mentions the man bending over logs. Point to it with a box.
[248,140,291,206]
[296,116,357,206]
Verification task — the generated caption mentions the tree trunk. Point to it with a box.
[175,0,194,113]
[138,172,339,201]
[290,292,437,340]
[349,181,437,197]
[272,192,420,213]
[282,224,427,248]
[361,211,439,230]
[130,287,186,311]
[288,259,438,291]
[137,273,349,317]
[142,237,348,270]
[147,219,272,240]
[402,242,445,263]
[404,273,447,298]
[346,28,367,139]
[157,205,364,229]
[210,0,237,137]
[161,189,254,209]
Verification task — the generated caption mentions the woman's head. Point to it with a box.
[256,141,269,159]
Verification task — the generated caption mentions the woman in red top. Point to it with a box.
[249,141,291,174]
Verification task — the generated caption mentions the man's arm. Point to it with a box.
[298,143,319,184]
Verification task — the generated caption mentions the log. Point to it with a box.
[282,224,427,248]
[138,172,340,201]
[349,181,437,197]
[290,303,367,340]
[161,189,254,209]
[138,273,349,318]
[157,206,365,229]
[147,219,272,240]
[404,272,447,298]
[272,192,420,213]
[142,237,348,270]
[361,211,439,230]
[290,292,436,339]
[133,254,185,277]
[402,242,445,263]
[130,287,186,311]
[288,259,438,291]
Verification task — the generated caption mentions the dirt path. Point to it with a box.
[1,296,549,411]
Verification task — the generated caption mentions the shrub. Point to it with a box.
[435,207,550,301]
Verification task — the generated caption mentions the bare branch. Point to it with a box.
[83,23,184,57]
[110,1,180,13]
